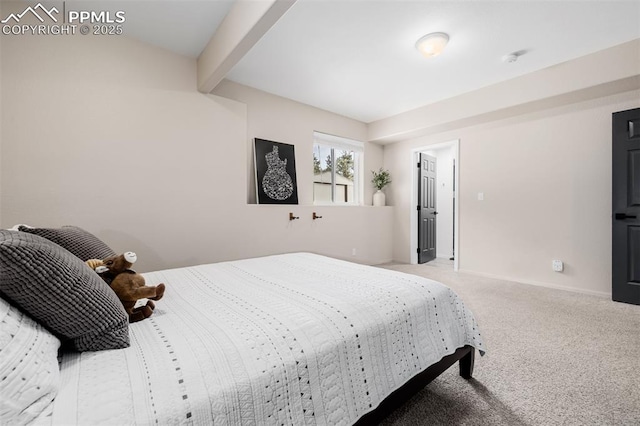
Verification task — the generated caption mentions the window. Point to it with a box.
[313,131,363,204]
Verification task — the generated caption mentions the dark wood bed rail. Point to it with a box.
[353,345,475,425]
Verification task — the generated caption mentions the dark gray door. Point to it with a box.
[613,107,640,305]
[418,153,437,264]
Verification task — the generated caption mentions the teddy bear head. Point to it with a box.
[95,251,137,274]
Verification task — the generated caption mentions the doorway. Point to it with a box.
[410,140,459,270]
[418,153,437,264]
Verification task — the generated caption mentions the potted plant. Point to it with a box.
[371,168,391,206]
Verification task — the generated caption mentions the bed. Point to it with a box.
[0,227,484,425]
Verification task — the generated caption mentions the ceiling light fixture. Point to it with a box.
[415,32,449,58]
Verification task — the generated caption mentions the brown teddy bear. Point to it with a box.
[86,252,165,323]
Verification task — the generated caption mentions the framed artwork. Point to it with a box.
[254,138,299,204]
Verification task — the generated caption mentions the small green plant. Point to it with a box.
[371,168,392,190]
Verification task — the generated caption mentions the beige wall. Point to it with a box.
[6,20,630,295]
[1,34,393,271]
[211,80,391,263]
[384,89,640,296]
[1,34,243,271]
[212,79,383,206]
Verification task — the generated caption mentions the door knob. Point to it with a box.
[615,213,637,220]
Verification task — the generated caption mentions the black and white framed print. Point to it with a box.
[254,138,299,204]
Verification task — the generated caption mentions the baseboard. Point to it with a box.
[457,268,611,299]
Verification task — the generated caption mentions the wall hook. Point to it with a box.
[313,212,323,220]
[289,212,299,221]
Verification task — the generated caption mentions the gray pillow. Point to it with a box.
[0,230,129,351]
[18,225,115,261]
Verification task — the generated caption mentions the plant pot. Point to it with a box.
[373,189,386,206]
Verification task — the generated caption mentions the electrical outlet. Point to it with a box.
[552,260,564,272]
[352,248,357,256]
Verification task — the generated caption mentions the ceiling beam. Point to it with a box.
[197,0,296,94]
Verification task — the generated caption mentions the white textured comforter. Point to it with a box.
[50,253,484,425]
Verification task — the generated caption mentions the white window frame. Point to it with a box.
[313,131,364,205]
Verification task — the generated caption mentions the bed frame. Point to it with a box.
[354,345,475,425]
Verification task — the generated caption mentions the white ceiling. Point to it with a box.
[70,0,235,58]
[100,0,640,123]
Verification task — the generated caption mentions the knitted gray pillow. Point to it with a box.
[0,230,129,351]
[17,225,115,261]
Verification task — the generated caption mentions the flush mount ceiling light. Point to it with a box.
[415,32,449,58]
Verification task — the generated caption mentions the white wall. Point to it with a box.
[1,33,393,272]
[384,89,640,296]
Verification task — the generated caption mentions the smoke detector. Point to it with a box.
[503,50,527,63]
[503,53,519,63]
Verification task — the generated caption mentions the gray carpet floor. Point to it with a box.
[375,260,640,426]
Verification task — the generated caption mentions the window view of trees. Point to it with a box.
[313,151,354,179]
[314,154,322,174]
[313,144,356,203]
[312,132,363,204]
[336,151,354,179]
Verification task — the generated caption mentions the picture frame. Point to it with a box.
[254,138,299,204]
